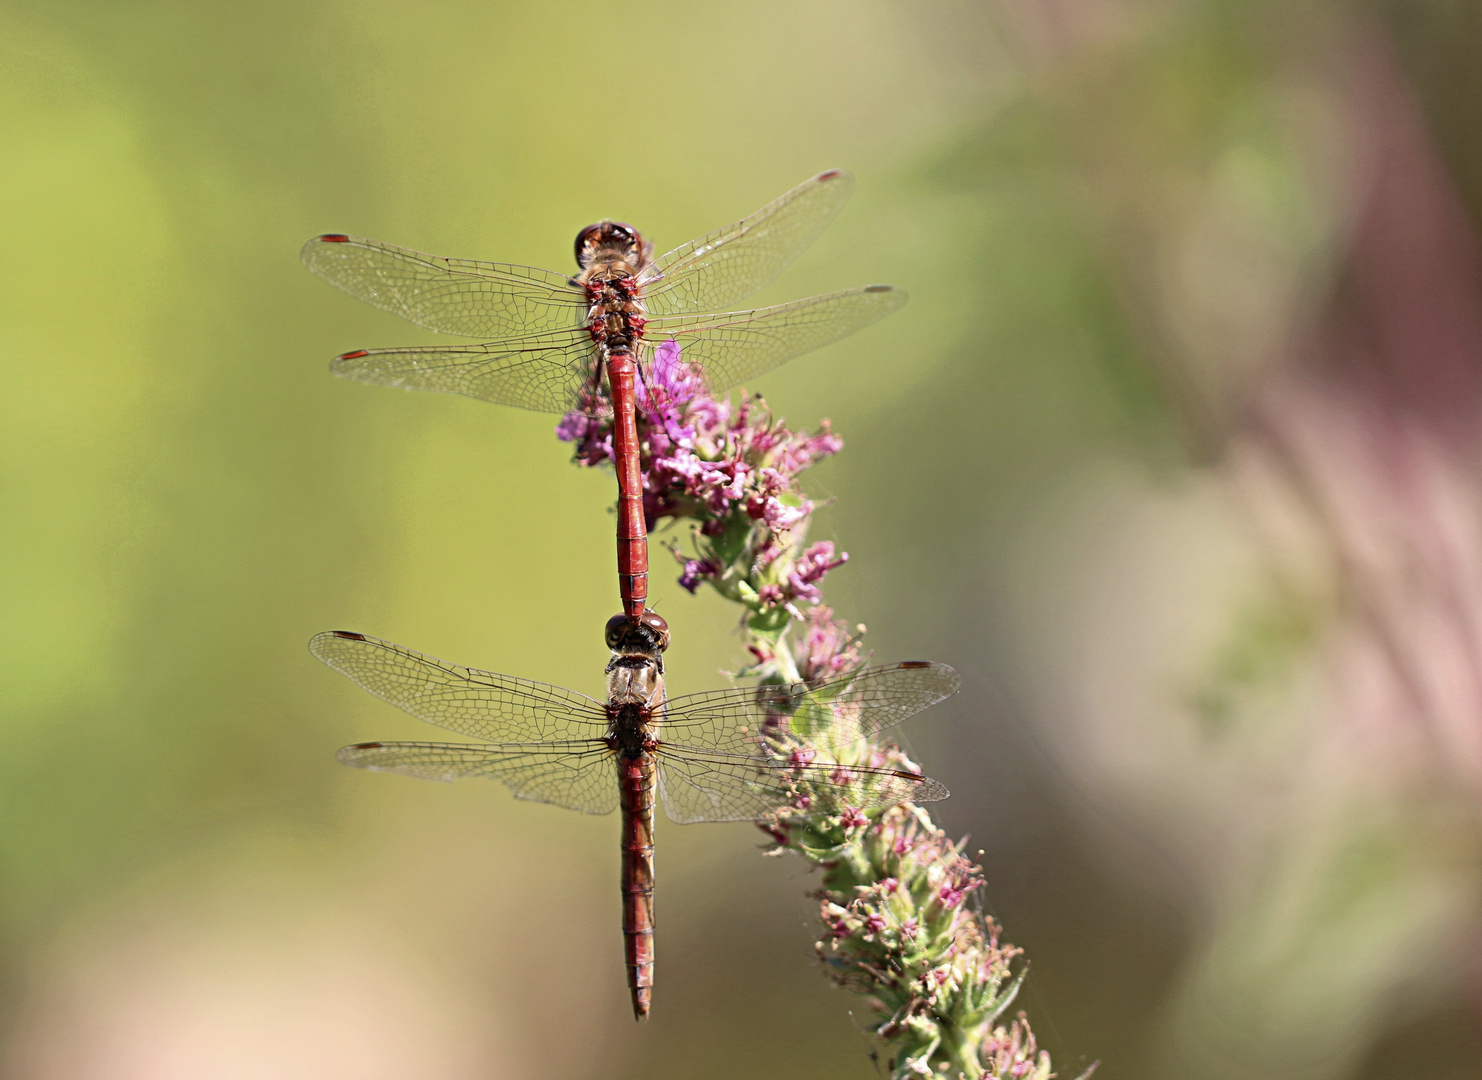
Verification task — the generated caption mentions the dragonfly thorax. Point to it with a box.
[605,701,659,758]
[605,612,666,748]
[577,272,646,358]
[606,651,664,707]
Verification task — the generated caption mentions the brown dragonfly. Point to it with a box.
[301,171,904,625]
[311,614,956,1020]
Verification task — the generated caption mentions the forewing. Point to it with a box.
[338,740,618,814]
[310,631,610,742]
[655,746,947,824]
[659,661,960,754]
[301,234,585,338]
[644,286,906,394]
[328,332,593,413]
[640,170,855,315]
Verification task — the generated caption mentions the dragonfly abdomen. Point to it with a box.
[609,354,649,622]
[580,269,650,624]
[618,752,657,1021]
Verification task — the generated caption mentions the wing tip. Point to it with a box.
[336,742,378,766]
[309,629,372,663]
[864,283,909,306]
[893,659,962,698]
[891,769,950,803]
[913,777,951,803]
[300,233,352,265]
[897,659,957,675]
[329,350,373,377]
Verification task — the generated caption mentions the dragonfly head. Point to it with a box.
[605,611,670,655]
[575,221,651,275]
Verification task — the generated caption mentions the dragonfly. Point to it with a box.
[311,613,957,1021]
[301,170,906,626]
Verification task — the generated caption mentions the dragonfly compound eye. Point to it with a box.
[574,223,602,268]
[604,612,670,653]
[639,611,670,653]
[574,221,641,268]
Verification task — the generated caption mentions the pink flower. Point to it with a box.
[795,609,865,681]
[938,884,966,909]
[793,540,848,586]
[678,557,722,593]
[554,410,590,442]
[757,584,785,607]
[636,339,700,444]
[758,496,809,530]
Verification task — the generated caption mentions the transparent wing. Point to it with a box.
[640,170,855,316]
[661,661,958,752]
[310,631,610,741]
[644,285,906,394]
[336,740,618,814]
[301,234,586,338]
[656,745,947,824]
[327,331,594,413]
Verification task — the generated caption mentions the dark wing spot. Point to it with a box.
[319,234,351,243]
[337,350,369,360]
[864,284,894,294]
[350,741,383,750]
[331,631,368,641]
[817,169,843,182]
[899,660,933,669]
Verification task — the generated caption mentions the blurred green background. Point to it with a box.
[4,1,1482,1077]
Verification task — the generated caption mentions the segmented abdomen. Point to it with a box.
[618,752,656,1020]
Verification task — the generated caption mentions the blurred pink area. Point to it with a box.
[986,7,1482,1079]
[1244,29,1482,795]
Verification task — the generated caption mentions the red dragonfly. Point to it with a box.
[311,613,956,1021]
[301,171,904,625]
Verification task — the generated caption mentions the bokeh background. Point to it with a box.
[5,1,1482,1077]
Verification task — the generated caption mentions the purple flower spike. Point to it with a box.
[554,318,1066,1080]
[560,366,851,615]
